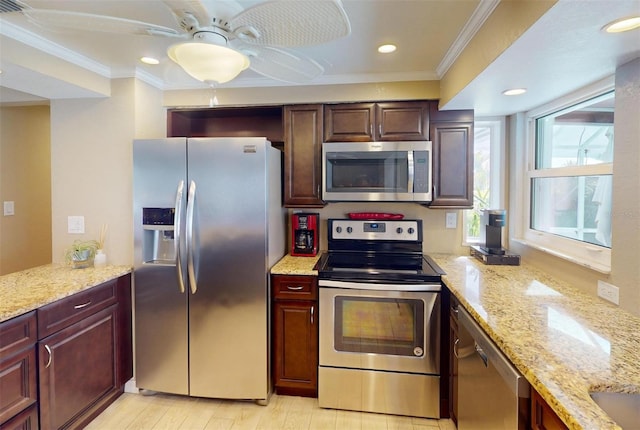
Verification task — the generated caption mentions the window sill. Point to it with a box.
[511,238,611,274]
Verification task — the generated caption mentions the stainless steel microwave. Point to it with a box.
[322,141,432,202]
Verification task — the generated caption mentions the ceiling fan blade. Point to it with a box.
[230,0,350,47]
[162,0,211,30]
[22,9,182,37]
[239,44,324,84]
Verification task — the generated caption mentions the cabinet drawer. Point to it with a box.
[37,280,118,339]
[0,403,38,430]
[272,275,317,300]
[0,312,36,359]
[0,347,37,425]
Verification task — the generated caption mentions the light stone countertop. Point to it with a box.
[432,254,639,430]
[270,253,322,276]
[0,264,132,323]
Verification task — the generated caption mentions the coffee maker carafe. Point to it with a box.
[291,213,319,257]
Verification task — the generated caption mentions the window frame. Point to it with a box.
[463,117,506,245]
[514,77,614,273]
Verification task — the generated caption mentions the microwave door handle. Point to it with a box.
[407,151,415,192]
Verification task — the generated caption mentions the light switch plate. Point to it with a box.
[3,201,15,216]
[446,212,457,229]
[68,215,85,234]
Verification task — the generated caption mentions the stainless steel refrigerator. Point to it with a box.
[132,137,285,403]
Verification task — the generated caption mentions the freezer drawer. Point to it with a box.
[457,307,530,430]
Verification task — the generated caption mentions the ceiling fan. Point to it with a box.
[1,0,352,85]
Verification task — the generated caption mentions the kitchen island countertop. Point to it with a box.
[432,254,639,430]
[0,264,132,323]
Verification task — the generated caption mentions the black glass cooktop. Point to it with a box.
[316,251,444,283]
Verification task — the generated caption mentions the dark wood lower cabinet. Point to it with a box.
[272,275,318,397]
[38,305,118,430]
[531,389,569,430]
[0,404,38,430]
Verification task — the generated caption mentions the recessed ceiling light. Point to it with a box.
[378,44,397,54]
[502,88,527,96]
[140,57,160,65]
[603,16,640,33]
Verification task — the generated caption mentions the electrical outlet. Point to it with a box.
[445,212,457,229]
[597,280,619,305]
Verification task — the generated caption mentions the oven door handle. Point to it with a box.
[318,279,441,292]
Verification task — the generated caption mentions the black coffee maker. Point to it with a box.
[471,209,520,265]
[481,209,507,255]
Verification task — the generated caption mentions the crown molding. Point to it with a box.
[0,18,111,77]
[436,0,500,77]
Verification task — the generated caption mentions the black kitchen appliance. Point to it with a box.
[471,209,520,265]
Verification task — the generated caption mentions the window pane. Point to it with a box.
[531,175,612,247]
[466,125,491,241]
[536,93,614,169]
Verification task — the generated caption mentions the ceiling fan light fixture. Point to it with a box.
[168,41,250,84]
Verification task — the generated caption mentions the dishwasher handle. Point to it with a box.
[459,307,530,399]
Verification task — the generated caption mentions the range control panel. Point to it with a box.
[330,219,420,241]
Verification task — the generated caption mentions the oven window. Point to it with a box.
[334,296,424,356]
[325,151,409,193]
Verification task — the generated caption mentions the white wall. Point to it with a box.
[50,78,165,265]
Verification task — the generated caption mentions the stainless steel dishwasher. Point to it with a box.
[456,307,530,430]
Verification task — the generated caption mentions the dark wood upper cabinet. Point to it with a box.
[429,120,474,208]
[324,101,429,142]
[283,105,325,207]
[375,101,430,141]
[323,103,375,141]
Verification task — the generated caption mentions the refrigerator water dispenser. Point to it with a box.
[142,208,176,264]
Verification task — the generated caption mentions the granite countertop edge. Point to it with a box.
[0,264,132,323]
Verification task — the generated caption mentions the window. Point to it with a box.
[464,119,505,244]
[521,88,614,272]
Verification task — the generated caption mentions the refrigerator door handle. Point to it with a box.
[186,180,198,294]
[174,180,186,294]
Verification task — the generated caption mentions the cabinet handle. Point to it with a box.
[74,300,91,309]
[311,306,314,325]
[287,286,304,291]
[44,344,52,368]
[379,123,382,137]
[453,338,460,359]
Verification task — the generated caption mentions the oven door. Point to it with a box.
[319,283,440,375]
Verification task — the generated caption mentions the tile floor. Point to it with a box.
[85,392,457,430]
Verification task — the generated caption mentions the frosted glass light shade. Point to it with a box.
[168,42,250,84]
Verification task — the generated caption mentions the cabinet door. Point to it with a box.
[273,300,318,397]
[531,390,569,430]
[283,104,325,207]
[324,103,375,142]
[38,305,117,430]
[0,404,38,430]
[430,122,474,208]
[0,348,37,425]
[376,101,429,141]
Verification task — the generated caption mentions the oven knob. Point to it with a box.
[336,226,342,233]
[396,227,403,234]
[413,347,424,357]
[347,227,353,233]
[408,227,415,234]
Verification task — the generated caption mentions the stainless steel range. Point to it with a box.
[317,218,444,419]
